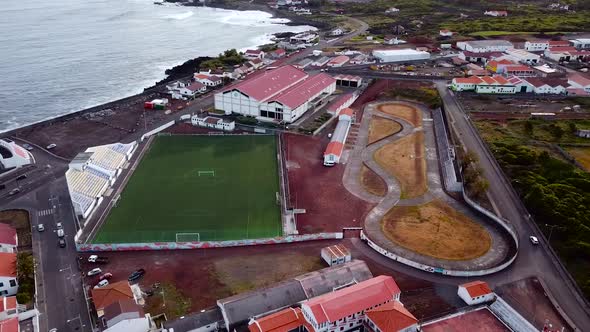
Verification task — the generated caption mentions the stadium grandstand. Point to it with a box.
[0,139,32,173]
[323,108,354,166]
[66,142,136,219]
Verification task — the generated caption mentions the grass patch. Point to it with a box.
[368,116,402,145]
[95,135,282,243]
[374,132,427,199]
[144,283,191,320]
[360,164,387,197]
[381,200,492,260]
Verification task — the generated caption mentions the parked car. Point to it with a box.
[128,269,146,282]
[58,238,66,248]
[8,188,20,196]
[88,268,102,276]
[37,224,45,232]
[15,174,27,181]
[57,228,64,238]
[99,273,113,281]
[529,236,539,245]
[46,143,57,150]
[22,143,33,151]
[56,222,63,229]
[88,255,109,264]
[94,279,109,289]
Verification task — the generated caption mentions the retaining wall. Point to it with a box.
[76,232,343,252]
[140,120,175,141]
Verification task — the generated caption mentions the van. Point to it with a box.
[57,229,64,238]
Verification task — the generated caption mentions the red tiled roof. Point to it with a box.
[505,65,533,72]
[195,74,209,80]
[492,75,510,85]
[0,224,17,246]
[366,301,417,332]
[272,73,336,109]
[0,297,17,313]
[205,117,220,124]
[273,49,286,55]
[250,58,263,64]
[461,281,492,298]
[548,46,577,53]
[340,108,354,117]
[525,77,568,88]
[454,77,482,84]
[304,275,401,324]
[249,307,303,332]
[208,75,222,82]
[0,253,16,277]
[324,141,344,158]
[245,49,263,55]
[328,55,350,65]
[569,74,590,87]
[462,51,504,58]
[91,281,133,311]
[0,317,18,332]
[327,93,355,113]
[480,76,496,85]
[187,82,206,92]
[221,65,308,101]
[469,69,489,76]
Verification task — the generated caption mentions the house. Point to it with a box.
[451,75,521,94]
[295,58,314,69]
[249,58,264,70]
[524,40,550,52]
[312,56,331,67]
[365,301,418,332]
[544,46,578,61]
[0,317,18,332]
[459,51,504,63]
[507,75,534,93]
[244,49,265,60]
[321,244,351,266]
[484,10,508,17]
[485,59,514,73]
[504,65,536,77]
[457,281,494,305]
[0,225,17,253]
[270,48,286,59]
[0,296,20,321]
[525,78,569,94]
[349,54,368,65]
[549,40,571,48]
[300,275,401,332]
[533,64,558,77]
[91,281,134,317]
[191,115,235,131]
[0,253,17,297]
[570,38,590,50]
[195,74,223,87]
[103,299,154,332]
[183,82,207,97]
[215,65,336,123]
[456,40,513,53]
[505,48,541,64]
[248,307,306,332]
[383,36,406,45]
[439,29,453,37]
[164,308,224,332]
[331,28,345,36]
[568,74,590,92]
[290,32,317,44]
[327,55,350,67]
[323,108,353,166]
[576,129,590,138]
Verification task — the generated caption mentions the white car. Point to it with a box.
[94,279,109,289]
[529,236,539,245]
[46,143,57,150]
[37,224,45,232]
[87,268,102,276]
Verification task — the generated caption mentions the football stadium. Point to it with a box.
[92,135,283,243]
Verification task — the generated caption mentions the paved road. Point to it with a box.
[436,82,590,330]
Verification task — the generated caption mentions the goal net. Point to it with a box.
[197,170,215,177]
[175,233,200,242]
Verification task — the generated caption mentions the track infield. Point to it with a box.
[93,135,282,243]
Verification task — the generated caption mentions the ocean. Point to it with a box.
[0,0,314,132]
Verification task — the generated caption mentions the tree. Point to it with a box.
[524,121,534,136]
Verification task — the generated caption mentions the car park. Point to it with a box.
[58,238,66,248]
[529,236,539,245]
[128,268,146,282]
[37,224,45,232]
[88,268,102,276]
[94,279,109,288]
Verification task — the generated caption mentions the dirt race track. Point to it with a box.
[360,164,387,197]
[367,116,402,145]
[374,132,427,199]
[284,133,374,233]
[381,200,492,261]
[377,104,423,127]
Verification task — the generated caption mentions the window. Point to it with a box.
[0,282,3,287]
[9,279,16,287]
[349,323,353,327]
[340,327,344,331]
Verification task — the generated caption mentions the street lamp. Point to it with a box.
[544,224,564,243]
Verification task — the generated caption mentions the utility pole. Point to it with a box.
[544,224,564,243]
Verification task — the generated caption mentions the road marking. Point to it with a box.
[37,209,54,217]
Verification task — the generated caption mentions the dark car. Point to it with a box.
[58,238,66,248]
[128,269,146,282]
[16,174,27,181]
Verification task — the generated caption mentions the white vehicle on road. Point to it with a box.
[87,268,102,276]
[529,236,539,245]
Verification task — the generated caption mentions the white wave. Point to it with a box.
[164,11,194,20]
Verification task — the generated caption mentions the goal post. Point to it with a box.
[197,170,215,177]
[175,232,200,242]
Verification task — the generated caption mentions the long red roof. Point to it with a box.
[221,65,308,101]
[366,301,417,332]
[0,253,16,278]
[304,275,400,324]
[272,73,335,109]
[324,141,344,158]
[249,307,303,332]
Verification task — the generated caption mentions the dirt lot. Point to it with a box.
[381,200,492,261]
[80,239,457,321]
[367,116,402,145]
[284,133,374,233]
[374,132,427,199]
[495,277,573,331]
[360,164,387,197]
[565,147,590,171]
[422,308,509,332]
[377,104,422,127]
[0,209,32,250]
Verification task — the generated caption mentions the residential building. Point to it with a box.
[568,74,590,92]
[249,59,264,70]
[103,299,155,332]
[312,56,331,67]
[0,253,17,296]
[323,108,353,166]
[570,38,590,50]
[383,36,406,45]
[372,49,430,63]
[327,55,350,67]
[504,48,541,64]
[195,74,223,87]
[365,301,418,332]
[504,65,535,77]
[214,65,336,123]
[331,28,345,36]
[456,40,513,53]
[0,225,17,253]
[270,49,286,59]
[164,308,224,332]
[439,29,453,37]
[484,10,508,17]
[526,78,569,94]
[0,296,20,321]
[182,82,207,97]
[244,49,265,60]
[248,307,306,332]
[524,40,549,52]
[459,51,503,63]
[91,281,134,317]
[533,64,558,77]
[191,114,235,131]
[349,54,369,65]
[321,244,351,266]
[544,46,578,61]
[300,275,401,332]
[457,281,494,305]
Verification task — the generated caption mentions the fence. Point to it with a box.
[140,120,175,141]
[76,232,343,252]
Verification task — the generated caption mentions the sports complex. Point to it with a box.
[91,134,283,244]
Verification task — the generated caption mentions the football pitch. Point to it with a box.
[93,135,282,243]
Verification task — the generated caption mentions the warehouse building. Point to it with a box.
[570,38,590,49]
[372,49,430,63]
[504,48,541,64]
[214,65,336,123]
[456,40,513,53]
[324,108,354,166]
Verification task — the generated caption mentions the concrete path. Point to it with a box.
[342,100,511,272]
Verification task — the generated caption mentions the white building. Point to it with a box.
[195,74,223,87]
[570,38,590,50]
[191,115,235,131]
[451,75,529,94]
[0,253,18,296]
[504,48,541,64]
[457,40,513,53]
[439,29,453,37]
[215,65,336,123]
[0,139,32,172]
[324,108,353,166]
[526,78,569,94]
[290,32,317,44]
[484,10,508,17]
[372,49,430,63]
[0,225,17,254]
[524,40,549,52]
[568,74,590,92]
[458,281,495,305]
[103,299,155,332]
[244,50,265,60]
[331,28,345,36]
[167,81,206,99]
[321,244,351,266]
[0,296,22,321]
[365,301,418,332]
[312,56,331,67]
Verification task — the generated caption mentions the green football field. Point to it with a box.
[93,135,282,243]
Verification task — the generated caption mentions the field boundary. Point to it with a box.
[76,232,343,252]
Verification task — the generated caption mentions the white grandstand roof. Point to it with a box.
[86,144,127,172]
[66,168,109,198]
[70,192,95,214]
[109,142,136,155]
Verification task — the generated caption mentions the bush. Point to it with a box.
[16,252,35,306]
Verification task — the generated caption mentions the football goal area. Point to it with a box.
[176,233,201,242]
[198,170,215,177]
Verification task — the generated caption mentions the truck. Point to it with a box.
[88,255,109,264]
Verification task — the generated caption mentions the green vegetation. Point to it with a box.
[467,31,565,37]
[16,252,34,305]
[299,113,333,134]
[95,135,282,243]
[200,49,245,70]
[383,87,442,109]
[144,283,191,319]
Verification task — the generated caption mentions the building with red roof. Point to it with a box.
[0,317,18,332]
[452,75,520,94]
[525,77,569,94]
[0,296,19,321]
[326,93,357,116]
[0,253,17,297]
[245,49,265,60]
[0,225,17,254]
[271,48,286,59]
[458,281,494,305]
[327,56,350,67]
[215,65,336,123]
[91,281,134,317]
[248,307,305,332]
[301,275,401,331]
[323,108,354,166]
[568,74,590,93]
[365,301,418,332]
